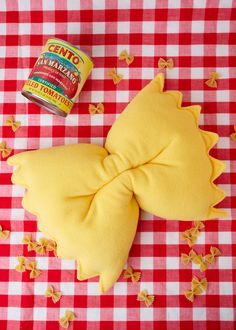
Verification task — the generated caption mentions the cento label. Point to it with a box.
[22,38,94,114]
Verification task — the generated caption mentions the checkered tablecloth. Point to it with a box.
[0,0,235,329]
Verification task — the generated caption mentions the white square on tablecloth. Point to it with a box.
[91,68,105,80]
[87,283,99,295]
[140,232,153,244]
[19,23,31,35]
[118,21,130,34]
[216,45,229,57]
[92,0,105,9]
[191,91,204,103]
[0,23,6,35]
[7,307,21,320]
[219,282,233,295]
[67,0,80,10]
[43,22,55,35]
[33,308,47,321]
[87,308,100,321]
[68,22,80,34]
[93,22,105,34]
[8,282,22,295]
[18,0,31,11]
[220,308,234,320]
[219,0,233,8]
[217,137,230,149]
[113,308,127,321]
[113,282,128,295]
[42,0,55,10]
[116,90,129,102]
[168,0,181,8]
[34,282,48,295]
[91,114,104,126]
[140,307,153,321]
[218,257,232,269]
[141,45,155,57]
[166,257,179,269]
[14,138,28,150]
[218,231,232,244]
[166,308,180,321]
[191,21,205,33]
[166,282,179,295]
[193,308,206,320]
[140,257,153,269]
[167,21,179,34]
[143,0,156,9]
[118,0,131,9]
[12,185,24,197]
[166,45,179,57]
[142,21,155,34]
[60,282,75,295]
[166,232,179,245]
[191,68,204,79]
[141,67,155,79]
[217,113,230,125]
[191,45,204,56]
[92,45,105,57]
[193,0,207,8]
[217,20,230,33]
[216,90,230,102]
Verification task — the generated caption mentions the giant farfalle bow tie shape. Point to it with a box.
[7,74,227,293]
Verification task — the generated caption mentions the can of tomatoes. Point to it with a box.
[21,38,93,117]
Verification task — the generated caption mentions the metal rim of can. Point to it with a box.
[21,90,67,117]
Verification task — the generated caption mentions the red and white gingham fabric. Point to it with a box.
[0,0,235,329]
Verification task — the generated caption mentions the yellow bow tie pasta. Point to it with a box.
[7,73,227,293]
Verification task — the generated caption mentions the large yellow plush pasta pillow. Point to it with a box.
[8,73,226,293]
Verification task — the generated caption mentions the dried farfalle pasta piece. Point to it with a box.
[181,249,197,265]
[15,256,28,272]
[191,275,207,295]
[184,276,207,302]
[192,254,208,272]
[59,310,75,329]
[45,286,62,303]
[35,238,48,255]
[108,68,123,84]
[123,266,141,282]
[0,142,12,158]
[119,50,134,65]
[184,288,197,302]
[46,239,57,256]
[230,125,236,141]
[158,57,174,70]
[26,261,41,279]
[193,221,205,231]
[205,72,220,88]
[205,246,221,264]
[137,290,155,307]
[88,103,104,115]
[4,116,21,132]
[0,225,10,240]
[22,234,37,251]
[180,228,199,247]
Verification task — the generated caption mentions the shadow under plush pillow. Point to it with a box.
[8,73,227,293]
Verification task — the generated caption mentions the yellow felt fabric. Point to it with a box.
[7,73,227,293]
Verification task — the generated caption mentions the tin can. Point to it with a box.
[21,38,94,117]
